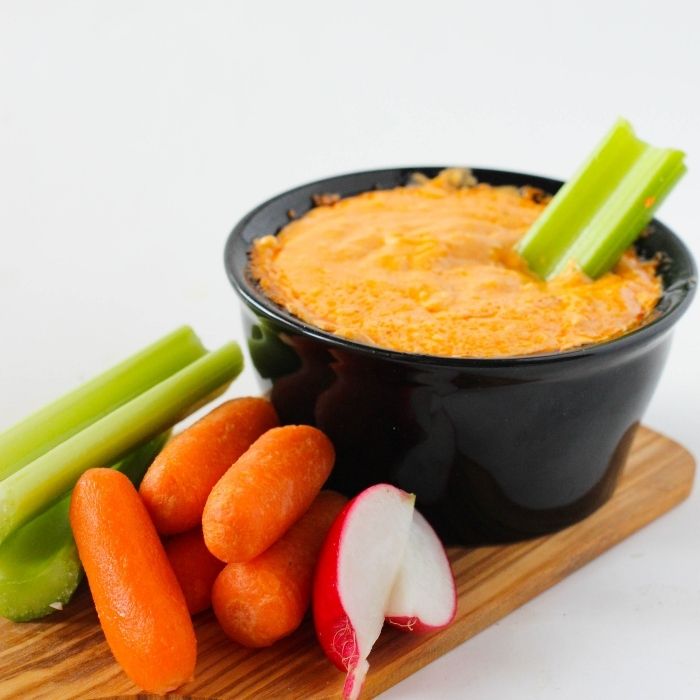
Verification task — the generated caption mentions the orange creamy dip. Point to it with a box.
[250,171,662,358]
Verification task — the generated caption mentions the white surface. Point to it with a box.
[1,1,698,698]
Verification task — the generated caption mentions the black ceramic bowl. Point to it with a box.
[224,167,696,545]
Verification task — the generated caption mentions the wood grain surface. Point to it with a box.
[0,426,694,700]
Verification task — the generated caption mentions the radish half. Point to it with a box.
[313,484,415,700]
[385,509,457,632]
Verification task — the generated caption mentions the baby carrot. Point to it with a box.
[202,425,335,563]
[70,469,196,694]
[164,527,225,615]
[140,397,279,534]
[212,490,347,647]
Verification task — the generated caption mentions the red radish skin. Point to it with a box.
[313,484,415,700]
[313,498,357,674]
[385,509,457,632]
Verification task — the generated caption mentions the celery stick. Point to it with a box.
[0,342,243,544]
[0,326,206,482]
[517,119,686,279]
[0,433,169,622]
[566,147,686,278]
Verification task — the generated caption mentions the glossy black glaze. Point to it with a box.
[225,167,696,544]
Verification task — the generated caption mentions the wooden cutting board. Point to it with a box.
[0,426,694,700]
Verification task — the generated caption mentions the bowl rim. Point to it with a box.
[224,166,697,368]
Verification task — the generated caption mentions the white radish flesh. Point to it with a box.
[385,509,457,632]
[313,483,415,700]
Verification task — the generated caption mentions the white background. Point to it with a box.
[1,2,699,698]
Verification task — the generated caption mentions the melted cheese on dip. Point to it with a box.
[250,172,661,358]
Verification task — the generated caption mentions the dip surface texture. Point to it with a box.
[250,173,662,358]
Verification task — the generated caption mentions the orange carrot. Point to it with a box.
[140,397,278,534]
[164,527,225,615]
[202,425,335,563]
[212,490,347,647]
[70,468,196,694]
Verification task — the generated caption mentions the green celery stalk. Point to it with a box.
[516,118,686,279]
[0,326,206,482]
[0,341,243,544]
[0,433,169,622]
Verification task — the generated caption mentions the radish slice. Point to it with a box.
[313,483,415,700]
[385,509,457,632]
